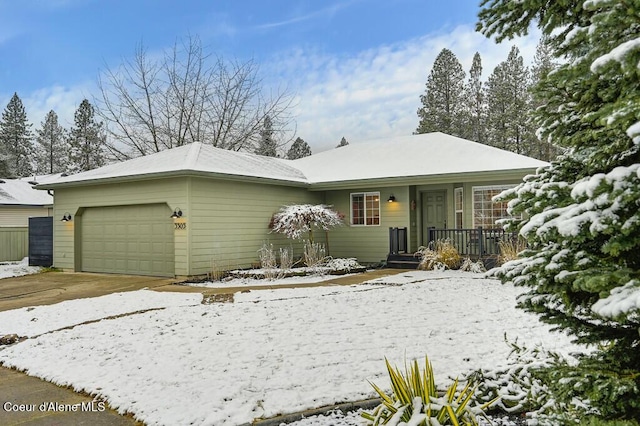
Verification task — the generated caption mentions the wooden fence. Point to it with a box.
[0,227,28,262]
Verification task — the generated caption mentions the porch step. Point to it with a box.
[386,253,420,269]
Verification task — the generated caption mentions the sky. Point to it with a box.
[0,0,541,153]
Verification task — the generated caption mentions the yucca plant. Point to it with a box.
[362,356,492,425]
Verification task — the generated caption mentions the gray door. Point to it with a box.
[421,191,447,244]
[81,204,174,277]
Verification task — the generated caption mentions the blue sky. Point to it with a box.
[0,0,539,152]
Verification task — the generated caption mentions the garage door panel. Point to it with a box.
[81,204,174,277]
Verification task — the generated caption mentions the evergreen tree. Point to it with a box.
[336,137,349,148]
[480,0,640,422]
[255,115,277,157]
[35,110,68,174]
[460,52,486,143]
[530,35,559,161]
[484,46,535,156]
[287,137,312,159]
[0,93,34,177]
[68,99,106,173]
[415,48,465,136]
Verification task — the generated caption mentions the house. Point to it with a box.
[37,133,547,277]
[0,178,54,261]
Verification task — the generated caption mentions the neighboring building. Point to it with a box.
[37,133,547,277]
[0,178,54,261]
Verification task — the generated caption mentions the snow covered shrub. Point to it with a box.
[303,240,327,268]
[324,257,363,272]
[416,240,461,270]
[257,243,279,279]
[270,204,343,243]
[466,337,564,422]
[278,247,294,270]
[363,356,490,425]
[460,257,486,273]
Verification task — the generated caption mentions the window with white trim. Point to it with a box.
[351,192,380,226]
[454,187,463,229]
[472,185,515,229]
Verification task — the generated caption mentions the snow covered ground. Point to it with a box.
[0,258,42,279]
[0,270,580,425]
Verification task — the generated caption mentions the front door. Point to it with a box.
[422,191,447,245]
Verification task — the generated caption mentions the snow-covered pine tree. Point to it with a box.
[485,46,535,156]
[67,99,106,173]
[460,52,486,144]
[415,48,465,136]
[35,110,68,174]
[479,0,640,421]
[0,93,34,177]
[287,137,312,159]
[336,136,349,148]
[255,115,278,157]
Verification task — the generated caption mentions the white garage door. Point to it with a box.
[81,204,175,277]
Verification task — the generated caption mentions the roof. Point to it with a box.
[288,132,548,185]
[0,179,53,206]
[38,133,548,190]
[39,143,308,188]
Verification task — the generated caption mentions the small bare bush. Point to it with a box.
[279,247,294,270]
[303,240,327,268]
[498,236,527,265]
[416,239,461,270]
[208,258,227,281]
[460,257,486,273]
[258,243,279,279]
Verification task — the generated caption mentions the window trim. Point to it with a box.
[454,187,463,229]
[471,185,515,229]
[350,191,381,227]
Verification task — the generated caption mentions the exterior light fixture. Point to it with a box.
[61,212,72,222]
[387,195,396,203]
[170,208,183,219]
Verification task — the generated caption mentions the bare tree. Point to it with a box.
[96,36,294,159]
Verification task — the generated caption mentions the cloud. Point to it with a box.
[4,83,93,130]
[267,24,541,153]
[255,1,353,30]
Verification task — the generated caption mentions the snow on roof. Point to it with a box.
[289,132,549,184]
[41,133,548,189]
[44,142,308,186]
[0,179,53,206]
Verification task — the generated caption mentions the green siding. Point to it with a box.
[188,178,323,275]
[324,186,410,263]
[53,178,189,275]
[0,227,28,262]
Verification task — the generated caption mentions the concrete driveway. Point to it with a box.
[0,272,180,312]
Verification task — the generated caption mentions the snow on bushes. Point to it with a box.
[270,204,343,243]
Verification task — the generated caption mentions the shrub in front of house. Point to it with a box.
[416,240,462,270]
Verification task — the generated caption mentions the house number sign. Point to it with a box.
[174,223,186,230]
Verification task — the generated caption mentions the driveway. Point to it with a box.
[0,272,178,312]
[0,272,181,425]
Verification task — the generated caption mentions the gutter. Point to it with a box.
[34,170,311,190]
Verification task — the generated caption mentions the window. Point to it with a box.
[351,192,380,226]
[454,187,463,229]
[472,185,515,229]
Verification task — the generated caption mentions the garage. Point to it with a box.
[80,204,175,277]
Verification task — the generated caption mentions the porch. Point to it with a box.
[386,226,517,269]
